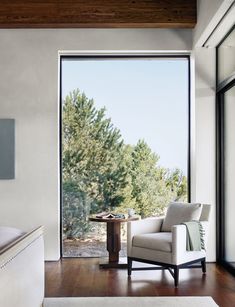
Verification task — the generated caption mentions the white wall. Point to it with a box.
[192,48,216,261]
[0,29,192,260]
[192,0,234,261]
[0,0,229,261]
[191,0,219,262]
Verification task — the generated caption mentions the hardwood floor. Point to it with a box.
[45,258,235,307]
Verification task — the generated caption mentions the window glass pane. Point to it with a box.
[61,58,189,258]
[224,85,235,268]
[218,28,235,83]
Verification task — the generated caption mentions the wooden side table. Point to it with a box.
[89,216,139,268]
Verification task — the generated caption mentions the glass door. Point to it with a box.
[217,80,235,275]
[216,26,235,276]
[224,84,235,269]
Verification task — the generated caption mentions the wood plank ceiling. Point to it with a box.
[0,0,197,28]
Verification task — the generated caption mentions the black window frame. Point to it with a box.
[216,25,235,276]
[59,54,191,258]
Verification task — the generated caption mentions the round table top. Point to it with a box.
[89,215,139,223]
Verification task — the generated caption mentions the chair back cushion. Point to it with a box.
[161,202,202,232]
[199,204,211,221]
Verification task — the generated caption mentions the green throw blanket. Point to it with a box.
[181,221,205,251]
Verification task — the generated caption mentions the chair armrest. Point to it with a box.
[171,224,187,264]
[127,217,164,256]
[172,222,209,264]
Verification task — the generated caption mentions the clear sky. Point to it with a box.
[62,58,188,175]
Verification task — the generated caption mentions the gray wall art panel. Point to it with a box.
[0,119,15,179]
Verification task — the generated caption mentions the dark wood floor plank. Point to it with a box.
[45,258,235,307]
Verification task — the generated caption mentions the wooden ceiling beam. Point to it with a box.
[0,0,197,29]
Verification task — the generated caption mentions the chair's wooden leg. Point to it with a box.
[201,259,206,273]
[174,267,179,287]
[127,257,132,276]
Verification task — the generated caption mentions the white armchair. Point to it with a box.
[127,203,211,287]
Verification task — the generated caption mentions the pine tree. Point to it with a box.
[62,89,188,238]
[62,89,127,237]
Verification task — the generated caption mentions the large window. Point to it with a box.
[216,26,235,276]
[60,56,190,258]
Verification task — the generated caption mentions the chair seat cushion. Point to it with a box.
[132,232,172,252]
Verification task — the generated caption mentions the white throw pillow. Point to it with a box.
[0,226,26,250]
[161,202,202,232]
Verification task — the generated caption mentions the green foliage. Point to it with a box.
[124,140,181,218]
[165,168,188,202]
[62,89,187,239]
[63,90,128,237]
[63,181,91,239]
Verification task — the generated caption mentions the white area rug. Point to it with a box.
[44,296,218,307]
